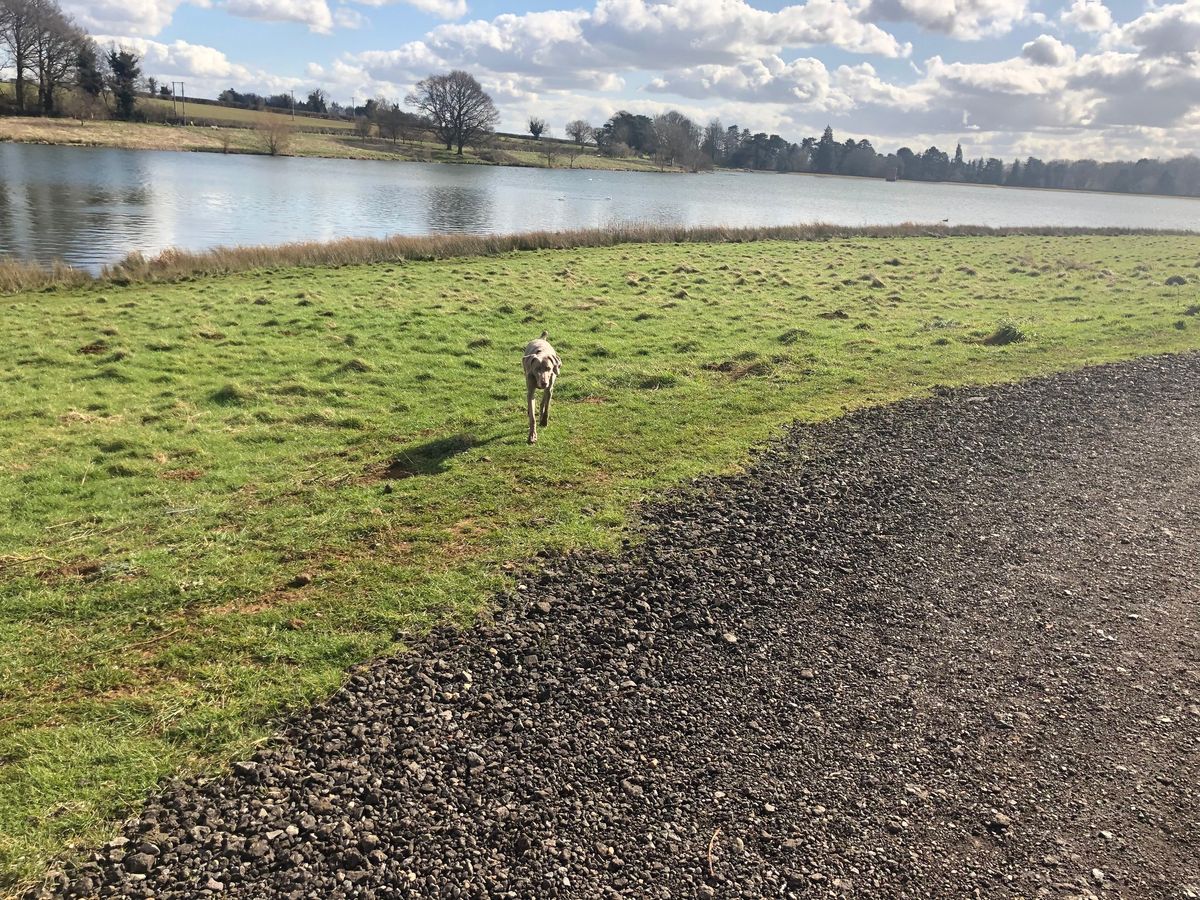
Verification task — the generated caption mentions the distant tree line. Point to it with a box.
[555,111,1200,198]
[216,87,329,114]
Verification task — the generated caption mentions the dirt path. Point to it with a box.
[43,355,1200,900]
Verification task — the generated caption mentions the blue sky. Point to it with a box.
[62,0,1200,160]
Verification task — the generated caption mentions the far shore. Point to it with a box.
[0,116,679,173]
[5,117,1198,204]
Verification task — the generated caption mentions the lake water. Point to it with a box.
[2,143,1198,271]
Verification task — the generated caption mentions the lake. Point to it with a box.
[2,143,1198,271]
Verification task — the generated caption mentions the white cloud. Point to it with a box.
[647,56,839,108]
[353,0,468,18]
[1021,34,1076,66]
[584,0,909,63]
[345,0,910,109]
[63,0,185,36]
[97,36,303,96]
[334,5,369,28]
[1103,0,1200,60]
[858,0,1030,39]
[1060,0,1112,33]
[222,0,334,32]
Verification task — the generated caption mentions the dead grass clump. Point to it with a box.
[983,320,1028,346]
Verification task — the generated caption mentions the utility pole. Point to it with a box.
[290,90,295,121]
[171,81,186,122]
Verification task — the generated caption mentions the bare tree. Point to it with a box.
[0,0,38,112]
[405,70,498,155]
[258,121,291,156]
[528,116,546,140]
[543,127,557,167]
[376,99,401,143]
[653,110,702,171]
[354,115,372,142]
[701,118,725,165]
[30,0,80,114]
[565,118,593,167]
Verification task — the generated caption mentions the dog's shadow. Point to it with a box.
[384,432,500,479]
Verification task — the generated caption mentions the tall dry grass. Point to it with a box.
[0,257,92,294]
[5,223,1196,296]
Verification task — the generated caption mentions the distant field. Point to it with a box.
[2,233,1199,891]
[0,109,669,170]
[137,95,354,131]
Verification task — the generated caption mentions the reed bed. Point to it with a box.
[0,256,92,294]
[4,222,1195,296]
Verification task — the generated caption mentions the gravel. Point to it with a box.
[39,354,1200,899]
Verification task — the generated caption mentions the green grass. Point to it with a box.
[1,234,1199,891]
[138,96,354,131]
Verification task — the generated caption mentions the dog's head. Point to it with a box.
[524,353,558,389]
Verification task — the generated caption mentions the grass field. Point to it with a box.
[1,233,1199,891]
[137,96,354,131]
[0,112,669,171]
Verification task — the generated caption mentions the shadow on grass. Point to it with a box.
[384,432,499,478]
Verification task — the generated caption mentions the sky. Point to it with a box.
[64,0,1200,161]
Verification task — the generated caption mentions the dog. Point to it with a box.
[522,332,561,444]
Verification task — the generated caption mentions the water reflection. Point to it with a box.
[426,184,493,233]
[1,143,1197,272]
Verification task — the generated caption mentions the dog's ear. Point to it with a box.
[522,353,537,375]
[551,353,562,375]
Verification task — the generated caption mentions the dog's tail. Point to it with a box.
[540,330,548,340]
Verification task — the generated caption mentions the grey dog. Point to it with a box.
[522,332,561,444]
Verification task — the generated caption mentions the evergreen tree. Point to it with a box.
[812,125,837,174]
[105,47,141,120]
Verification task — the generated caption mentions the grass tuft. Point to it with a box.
[210,382,256,404]
[983,320,1028,346]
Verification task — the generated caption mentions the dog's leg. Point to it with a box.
[526,380,538,444]
[539,378,553,427]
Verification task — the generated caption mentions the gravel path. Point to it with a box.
[44,354,1200,900]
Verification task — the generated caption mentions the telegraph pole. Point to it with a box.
[290,90,295,120]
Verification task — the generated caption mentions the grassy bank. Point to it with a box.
[0,115,670,172]
[2,223,1189,296]
[2,234,1199,892]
